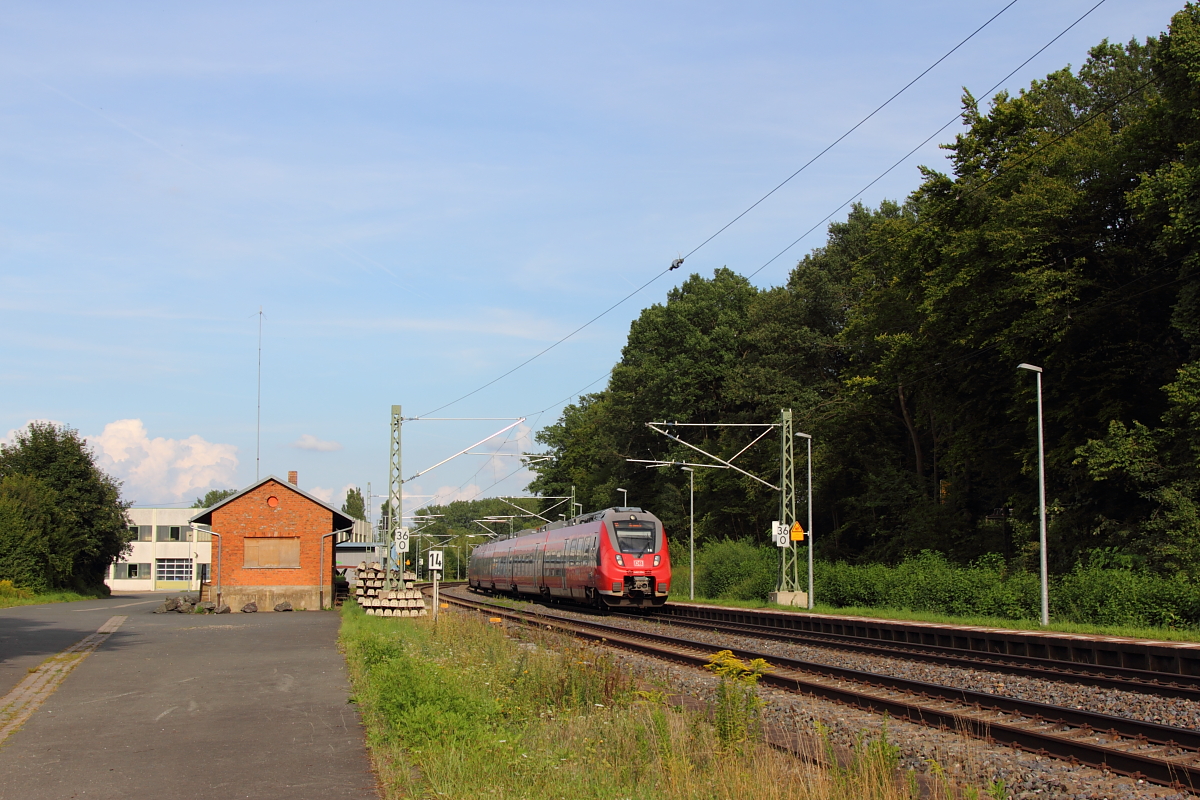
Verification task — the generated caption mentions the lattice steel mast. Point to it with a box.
[777,408,801,593]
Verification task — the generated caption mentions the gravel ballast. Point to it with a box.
[446,589,1198,799]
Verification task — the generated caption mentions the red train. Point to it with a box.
[468,507,670,610]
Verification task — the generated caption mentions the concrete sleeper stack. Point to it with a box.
[353,562,427,617]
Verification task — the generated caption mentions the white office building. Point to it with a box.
[106,507,213,593]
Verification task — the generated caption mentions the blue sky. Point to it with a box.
[0,0,1180,519]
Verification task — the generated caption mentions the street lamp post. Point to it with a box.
[1018,363,1049,626]
[796,433,813,609]
[617,487,628,508]
[681,467,695,600]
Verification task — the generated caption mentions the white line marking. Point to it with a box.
[80,691,140,705]
[154,706,178,721]
[72,600,158,611]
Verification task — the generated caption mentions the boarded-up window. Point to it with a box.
[244,537,301,568]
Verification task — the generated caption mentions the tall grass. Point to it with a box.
[341,601,977,800]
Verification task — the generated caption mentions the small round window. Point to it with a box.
[266,496,279,508]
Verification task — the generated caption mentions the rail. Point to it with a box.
[435,589,1200,792]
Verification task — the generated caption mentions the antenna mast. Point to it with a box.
[256,306,263,480]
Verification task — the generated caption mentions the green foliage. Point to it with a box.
[0,579,33,601]
[696,539,778,601]
[0,422,128,592]
[407,497,544,577]
[342,604,942,799]
[703,650,768,751]
[341,486,366,520]
[816,552,1041,620]
[812,552,1200,629]
[0,474,78,592]
[191,488,237,509]
[524,9,1200,580]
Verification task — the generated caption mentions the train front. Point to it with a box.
[597,508,671,608]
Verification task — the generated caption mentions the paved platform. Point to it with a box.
[0,595,377,799]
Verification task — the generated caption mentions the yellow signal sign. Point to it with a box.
[790,522,806,541]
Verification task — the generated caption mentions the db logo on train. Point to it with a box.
[633,560,645,567]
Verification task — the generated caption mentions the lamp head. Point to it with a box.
[1017,363,1043,373]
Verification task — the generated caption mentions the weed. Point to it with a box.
[341,602,992,799]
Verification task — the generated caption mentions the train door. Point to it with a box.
[535,544,546,592]
[548,541,566,596]
[569,538,586,599]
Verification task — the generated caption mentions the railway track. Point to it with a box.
[610,607,1200,702]
[436,588,1200,793]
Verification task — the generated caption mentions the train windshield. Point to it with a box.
[612,519,657,555]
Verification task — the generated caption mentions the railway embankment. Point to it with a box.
[339,598,979,800]
[440,587,1200,799]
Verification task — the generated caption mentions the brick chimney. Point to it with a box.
[288,470,298,487]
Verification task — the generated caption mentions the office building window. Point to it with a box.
[156,525,191,542]
[195,563,210,582]
[112,562,151,580]
[156,558,193,581]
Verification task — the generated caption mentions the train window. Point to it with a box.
[612,520,657,555]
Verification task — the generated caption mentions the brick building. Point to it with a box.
[189,472,354,610]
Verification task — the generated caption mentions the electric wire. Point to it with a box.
[419,1,1023,418]
[745,0,1109,280]
[509,0,1113,422]
[681,0,1020,264]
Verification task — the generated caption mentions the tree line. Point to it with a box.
[526,7,1200,581]
[0,423,129,593]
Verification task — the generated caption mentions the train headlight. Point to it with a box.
[653,555,661,566]
[615,554,625,567]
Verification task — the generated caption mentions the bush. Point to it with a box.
[811,552,1200,629]
[1055,566,1200,628]
[816,552,1040,620]
[696,539,777,600]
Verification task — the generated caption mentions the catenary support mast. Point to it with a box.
[389,405,403,588]
[777,409,800,593]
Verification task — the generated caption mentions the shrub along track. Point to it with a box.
[432,588,1200,794]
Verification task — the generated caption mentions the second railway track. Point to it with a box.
[435,588,1200,793]
[610,607,1200,702]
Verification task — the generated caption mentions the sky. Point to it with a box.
[0,0,1182,522]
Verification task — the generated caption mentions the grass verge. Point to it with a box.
[340,600,979,800]
[0,580,105,609]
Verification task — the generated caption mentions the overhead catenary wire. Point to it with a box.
[509,0,1114,424]
[680,0,1021,265]
[745,0,1109,281]
[419,1,1023,418]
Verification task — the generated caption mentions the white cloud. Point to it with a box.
[307,482,355,506]
[88,419,238,503]
[3,418,66,446]
[291,433,343,452]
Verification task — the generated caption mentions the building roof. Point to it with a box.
[189,474,356,530]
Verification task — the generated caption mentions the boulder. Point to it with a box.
[152,601,174,614]
[273,600,293,612]
[215,604,231,614]
[175,601,195,614]
[241,602,258,613]
[163,596,182,610]
[197,601,216,613]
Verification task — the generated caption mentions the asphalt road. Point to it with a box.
[0,594,378,799]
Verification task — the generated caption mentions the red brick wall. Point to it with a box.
[210,479,335,595]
